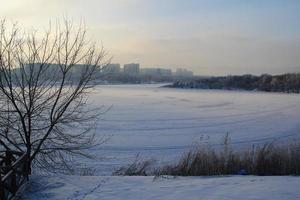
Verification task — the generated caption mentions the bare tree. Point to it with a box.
[0,19,109,174]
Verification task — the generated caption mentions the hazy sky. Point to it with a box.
[0,0,299,75]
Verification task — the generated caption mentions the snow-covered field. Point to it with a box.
[17,175,300,200]
[18,84,300,199]
[82,84,300,175]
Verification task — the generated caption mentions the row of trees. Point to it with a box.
[171,74,300,93]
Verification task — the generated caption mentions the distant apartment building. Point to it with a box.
[175,68,194,77]
[124,63,140,75]
[23,63,94,80]
[140,68,172,76]
[160,68,172,76]
[102,63,121,74]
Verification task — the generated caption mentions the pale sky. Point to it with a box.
[0,0,299,75]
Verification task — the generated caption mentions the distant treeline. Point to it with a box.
[168,74,300,93]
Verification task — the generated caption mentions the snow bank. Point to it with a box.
[17,175,300,200]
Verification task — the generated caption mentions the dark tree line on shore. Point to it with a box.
[169,74,300,93]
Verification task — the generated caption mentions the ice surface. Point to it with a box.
[17,175,300,200]
[74,84,300,174]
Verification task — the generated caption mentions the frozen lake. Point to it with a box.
[82,84,300,175]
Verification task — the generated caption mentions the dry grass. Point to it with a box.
[115,134,300,176]
[113,154,156,176]
[156,135,300,176]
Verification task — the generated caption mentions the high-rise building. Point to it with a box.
[175,68,194,77]
[102,63,121,74]
[140,68,172,76]
[124,63,140,75]
[160,69,172,76]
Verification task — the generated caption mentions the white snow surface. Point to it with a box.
[18,85,300,199]
[78,84,300,175]
[17,175,300,200]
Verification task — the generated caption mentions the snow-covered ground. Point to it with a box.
[81,84,300,175]
[17,175,300,200]
[17,85,300,199]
